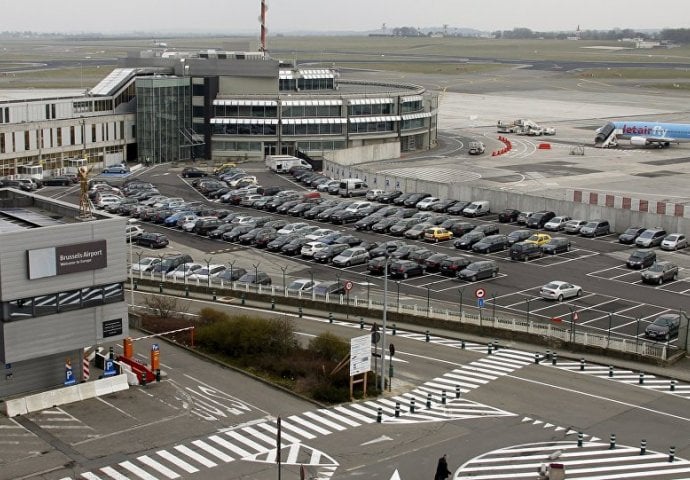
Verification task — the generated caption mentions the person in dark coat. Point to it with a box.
[434,454,451,480]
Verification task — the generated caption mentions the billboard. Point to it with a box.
[27,240,108,279]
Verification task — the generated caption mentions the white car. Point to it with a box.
[170,262,204,280]
[318,180,340,192]
[130,257,161,273]
[188,264,227,282]
[301,241,328,258]
[540,281,583,301]
[660,233,687,251]
[229,175,257,187]
[125,225,144,242]
[416,197,440,210]
[95,195,122,209]
[278,222,309,235]
[305,228,337,241]
[286,278,316,293]
[544,216,572,232]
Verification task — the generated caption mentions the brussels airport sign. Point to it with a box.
[27,240,108,279]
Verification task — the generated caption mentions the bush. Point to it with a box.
[308,333,349,362]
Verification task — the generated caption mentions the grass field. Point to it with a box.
[1,36,690,89]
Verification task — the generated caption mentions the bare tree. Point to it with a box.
[143,294,188,321]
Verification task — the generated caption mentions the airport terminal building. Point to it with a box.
[0,189,128,397]
[0,49,438,178]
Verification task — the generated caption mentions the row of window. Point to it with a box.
[3,282,125,322]
[0,121,125,154]
[279,78,335,91]
[211,103,420,119]
[212,119,425,137]
[0,107,9,124]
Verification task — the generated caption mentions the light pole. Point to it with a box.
[252,262,261,289]
[380,248,394,391]
[525,297,533,322]
[280,265,288,294]
[607,313,613,347]
[227,259,236,288]
[204,257,213,289]
[635,316,641,351]
[396,281,401,313]
[129,234,134,306]
[426,286,431,318]
[135,251,143,281]
[309,271,315,300]
[568,305,575,343]
[458,287,464,320]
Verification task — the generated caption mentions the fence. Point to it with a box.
[129,272,672,363]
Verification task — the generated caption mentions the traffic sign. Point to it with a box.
[344,280,354,292]
[477,298,485,308]
[151,343,160,351]
[475,288,486,299]
[371,331,381,344]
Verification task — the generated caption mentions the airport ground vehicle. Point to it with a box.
[468,141,486,155]
[540,281,582,301]
[265,155,312,173]
[497,119,555,135]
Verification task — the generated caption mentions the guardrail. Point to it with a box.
[130,273,674,363]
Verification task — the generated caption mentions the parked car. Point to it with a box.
[313,243,350,263]
[152,254,194,275]
[125,224,145,243]
[388,260,424,279]
[367,256,388,275]
[423,253,449,272]
[541,237,571,254]
[136,232,169,248]
[42,176,73,186]
[510,241,543,261]
[454,231,485,250]
[423,226,453,242]
[446,201,471,216]
[301,241,329,258]
[286,278,316,294]
[641,261,679,285]
[498,208,521,223]
[181,167,208,178]
[188,264,227,283]
[366,189,385,201]
[472,234,508,254]
[170,262,204,280]
[564,219,588,234]
[580,219,611,237]
[431,199,459,213]
[661,233,688,251]
[543,216,572,232]
[539,281,583,301]
[626,249,656,269]
[212,267,248,284]
[516,211,533,225]
[237,272,272,286]
[330,247,369,268]
[526,210,556,229]
[473,223,499,236]
[440,256,472,277]
[103,165,129,174]
[378,190,404,203]
[618,226,646,245]
[416,196,441,210]
[524,233,552,247]
[313,280,345,296]
[281,237,311,256]
[645,313,681,341]
[635,228,667,248]
[131,257,161,273]
[409,248,434,265]
[507,229,532,245]
[457,260,499,281]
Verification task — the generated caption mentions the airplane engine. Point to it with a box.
[630,136,648,146]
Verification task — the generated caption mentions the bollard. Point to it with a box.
[392,324,397,335]
[410,398,415,413]
[609,366,614,378]
[456,385,461,398]
[580,358,585,371]
[640,439,647,455]
[461,339,465,350]
[552,353,558,366]
[140,373,147,387]
[158,282,163,293]
[155,369,161,382]
[669,446,676,462]
[426,393,432,409]
[639,372,644,385]
[376,407,382,423]
[671,379,676,391]
[109,346,114,360]
[487,342,493,355]
[298,306,303,318]
[329,312,333,323]
[546,349,551,360]
[212,290,217,302]
[442,390,447,405]
[185,286,189,297]
[271,298,275,310]
[241,293,246,305]
[395,401,401,418]
[425,330,430,342]
[360,318,364,329]
[577,432,583,448]
[609,433,616,449]
[534,353,540,364]
[493,339,499,351]
[133,280,138,291]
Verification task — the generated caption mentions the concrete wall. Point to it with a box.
[324,142,400,167]
[326,163,690,235]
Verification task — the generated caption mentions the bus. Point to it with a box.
[17,164,44,180]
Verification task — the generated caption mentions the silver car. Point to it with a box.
[660,233,687,251]
[332,247,369,267]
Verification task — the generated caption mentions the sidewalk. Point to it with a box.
[131,283,690,385]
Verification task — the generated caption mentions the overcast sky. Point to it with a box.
[3,0,688,34]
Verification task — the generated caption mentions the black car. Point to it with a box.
[330,209,359,225]
[403,192,431,207]
[507,229,532,245]
[457,260,499,281]
[312,281,345,297]
[424,253,450,272]
[618,227,646,244]
[354,214,383,231]
[393,192,415,205]
[446,201,472,216]
[409,248,434,265]
[208,223,236,239]
[371,216,401,234]
[645,313,681,341]
[454,231,485,250]
[378,190,404,203]
[288,202,316,217]
[277,199,303,214]
[390,244,423,260]
[238,227,268,245]
[333,235,362,246]
[266,233,301,252]
[136,232,169,248]
[42,176,73,186]
[498,208,521,223]
[222,225,253,242]
[448,221,476,237]
[313,243,350,263]
[280,237,310,256]
[237,272,272,286]
[627,249,656,269]
[526,211,556,229]
[369,240,406,258]
[472,234,508,253]
[473,223,500,236]
[431,199,459,213]
[541,237,571,254]
[388,260,424,279]
[510,241,543,261]
[254,230,279,248]
[367,256,388,275]
[212,267,248,284]
[389,218,421,236]
[439,256,472,276]
[182,167,208,178]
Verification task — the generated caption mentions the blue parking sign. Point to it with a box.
[103,359,117,377]
[477,298,485,308]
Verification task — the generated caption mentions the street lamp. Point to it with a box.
[203,257,213,289]
[607,313,613,347]
[426,286,431,318]
[380,247,394,392]
[309,271,315,300]
[135,251,143,280]
[252,262,261,289]
[458,288,464,320]
[396,281,401,313]
[280,265,288,295]
[568,305,575,343]
[525,297,534,322]
[227,259,237,289]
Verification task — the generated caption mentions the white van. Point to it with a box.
[338,178,368,197]
[265,155,313,173]
[462,200,491,217]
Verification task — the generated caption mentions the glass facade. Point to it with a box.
[136,77,191,164]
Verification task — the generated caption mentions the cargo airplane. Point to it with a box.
[594,121,690,148]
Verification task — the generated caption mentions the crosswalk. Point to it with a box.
[375,167,481,184]
[455,440,690,479]
[553,361,690,400]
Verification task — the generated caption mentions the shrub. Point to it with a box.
[308,333,349,362]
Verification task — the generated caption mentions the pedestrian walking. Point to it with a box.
[434,454,451,480]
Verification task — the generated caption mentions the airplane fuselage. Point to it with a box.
[595,121,690,147]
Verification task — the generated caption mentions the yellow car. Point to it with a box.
[525,233,552,246]
[213,162,237,174]
[423,227,453,242]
